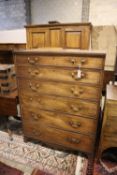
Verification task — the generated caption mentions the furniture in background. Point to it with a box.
[0,43,26,51]
[97,85,117,159]
[0,43,26,117]
[25,22,91,49]
[0,91,17,116]
[0,64,17,95]
[14,48,105,157]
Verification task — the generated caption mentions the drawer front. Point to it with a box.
[103,135,117,148]
[23,125,95,153]
[16,66,102,85]
[104,119,117,135]
[20,93,98,118]
[21,108,97,135]
[16,55,104,69]
[107,102,117,117]
[18,79,100,101]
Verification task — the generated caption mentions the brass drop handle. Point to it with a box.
[71,88,79,96]
[67,137,80,144]
[70,105,81,112]
[71,58,77,64]
[69,121,81,128]
[29,97,33,101]
[71,70,86,80]
[28,57,38,65]
[80,58,86,64]
[29,82,40,92]
[34,70,40,75]
[71,87,84,96]
[32,129,41,136]
[31,113,41,120]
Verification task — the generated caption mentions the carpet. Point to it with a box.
[0,161,23,175]
[93,159,117,175]
[31,168,53,175]
[0,131,88,175]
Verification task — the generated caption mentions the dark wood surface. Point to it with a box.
[0,91,18,116]
[97,85,117,160]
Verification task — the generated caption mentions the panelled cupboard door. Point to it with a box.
[63,27,83,49]
[49,27,63,47]
[28,28,49,49]
[26,23,91,49]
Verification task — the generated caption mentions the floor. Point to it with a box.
[0,116,33,175]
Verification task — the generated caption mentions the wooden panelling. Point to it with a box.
[26,23,91,49]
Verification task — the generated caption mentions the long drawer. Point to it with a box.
[104,118,117,135]
[107,101,117,117]
[16,66,102,85]
[21,108,97,135]
[15,55,104,69]
[18,78,100,101]
[20,93,98,118]
[23,124,95,153]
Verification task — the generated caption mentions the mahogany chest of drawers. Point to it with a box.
[14,49,105,155]
[98,85,117,159]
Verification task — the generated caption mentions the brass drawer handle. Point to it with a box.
[28,69,40,76]
[71,70,86,80]
[32,129,41,136]
[70,87,84,96]
[29,82,40,92]
[69,121,81,128]
[28,57,38,65]
[80,58,86,64]
[31,113,41,120]
[29,97,33,101]
[70,58,77,64]
[67,137,80,144]
[70,105,81,112]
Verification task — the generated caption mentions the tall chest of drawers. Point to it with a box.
[14,49,105,155]
[98,85,117,159]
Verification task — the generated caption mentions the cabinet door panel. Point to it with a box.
[49,28,63,47]
[30,29,49,48]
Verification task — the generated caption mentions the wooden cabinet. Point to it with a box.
[26,23,91,49]
[14,49,105,155]
[98,85,117,159]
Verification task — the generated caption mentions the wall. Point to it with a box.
[89,0,117,25]
[0,0,26,30]
[0,29,26,43]
[31,0,82,24]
